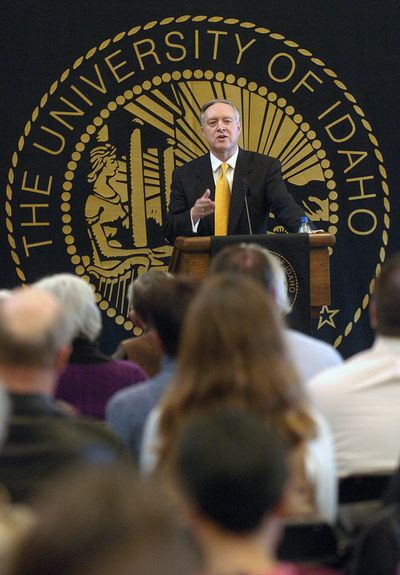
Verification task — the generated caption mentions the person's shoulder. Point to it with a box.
[107,379,150,410]
[286,329,342,360]
[238,148,279,166]
[43,413,125,453]
[306,346,370,394]
[173,153,210,175]
[108,358,148,379]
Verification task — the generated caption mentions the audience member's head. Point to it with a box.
[173,408,288,535]
[209,243,291,314]
[0,287,74,372]
[158,274,314,466]
[10,464,199,575]
[34,273,101,341]
[371,254,400,336]
[127,270,173,331]
[150,275,199,358]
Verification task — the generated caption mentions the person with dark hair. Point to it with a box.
[112,270,171,376]
[308,253,400,478]
[9,464,199,575]
[209,243,342,382]
[0,287,127,503]
[171,409,338,575]
[174,409,288,536]
[164,98,312,244]
[106,275,199,461]
[141,274,336,524]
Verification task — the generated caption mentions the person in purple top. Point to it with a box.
[35,273,147,419]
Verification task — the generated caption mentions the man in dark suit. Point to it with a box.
[164,98,309,244]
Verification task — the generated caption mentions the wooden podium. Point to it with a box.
[168,233,335,317]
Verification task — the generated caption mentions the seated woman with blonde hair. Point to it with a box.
[140,274,337,524]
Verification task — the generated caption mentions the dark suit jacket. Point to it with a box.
[0,392,127,502]
[164,148,307,244]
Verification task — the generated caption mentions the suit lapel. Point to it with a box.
[228,149,252,235]
[194,154,215,235]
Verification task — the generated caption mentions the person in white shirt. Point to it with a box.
[308,253,400,478]
[209,243,343,384]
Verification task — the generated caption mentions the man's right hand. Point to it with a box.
[191,189,216,224]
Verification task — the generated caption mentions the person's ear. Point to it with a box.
[53,344,72,374]
[369,298,377,330]
[129,309,144,330]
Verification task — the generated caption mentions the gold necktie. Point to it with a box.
[214,163,230,236]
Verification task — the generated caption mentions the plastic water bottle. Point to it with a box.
[297,216,313,233]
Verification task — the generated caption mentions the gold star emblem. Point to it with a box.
[318,305,340,329]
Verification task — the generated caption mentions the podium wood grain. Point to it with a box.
[168,234,335,316]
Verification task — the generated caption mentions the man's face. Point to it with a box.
[201,102,241,160]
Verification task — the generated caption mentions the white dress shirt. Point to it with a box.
[191,147,239,232]
[308,335,400,478]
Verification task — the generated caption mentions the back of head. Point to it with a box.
[174,408,288,534]
[0,287,74,369]
[374,254,400,336]
[150,275,199,358]
[128,270,174,327]
[209,243,291,314]
[158,274,313,466]
[177,273,289,388]
[10,465,198,575]
[34,273,102,341]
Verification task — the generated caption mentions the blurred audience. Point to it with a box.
[209,243,342,383]
[308,253,400,478]
[350,500,400,575]
[112,270,169,377]
[9,464,199,575]
[35,273,147,419]
[141,274,337,524]
[170,408,339,575]
[0,290,11,303]
[0,286,126,503]
[0,381,34,575]
[106,275,199,461]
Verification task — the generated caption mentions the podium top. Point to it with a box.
[173,233,335,253]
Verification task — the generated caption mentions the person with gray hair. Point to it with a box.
[164,98,312,244]
[209,243,342,383]
[35,273,147,419]
[0,286,126,503]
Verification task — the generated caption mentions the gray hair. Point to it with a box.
[266,252,291,315]
[199,99,240,126]
[34,273,102,341]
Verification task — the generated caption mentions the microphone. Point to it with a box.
[243,180,253,235]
